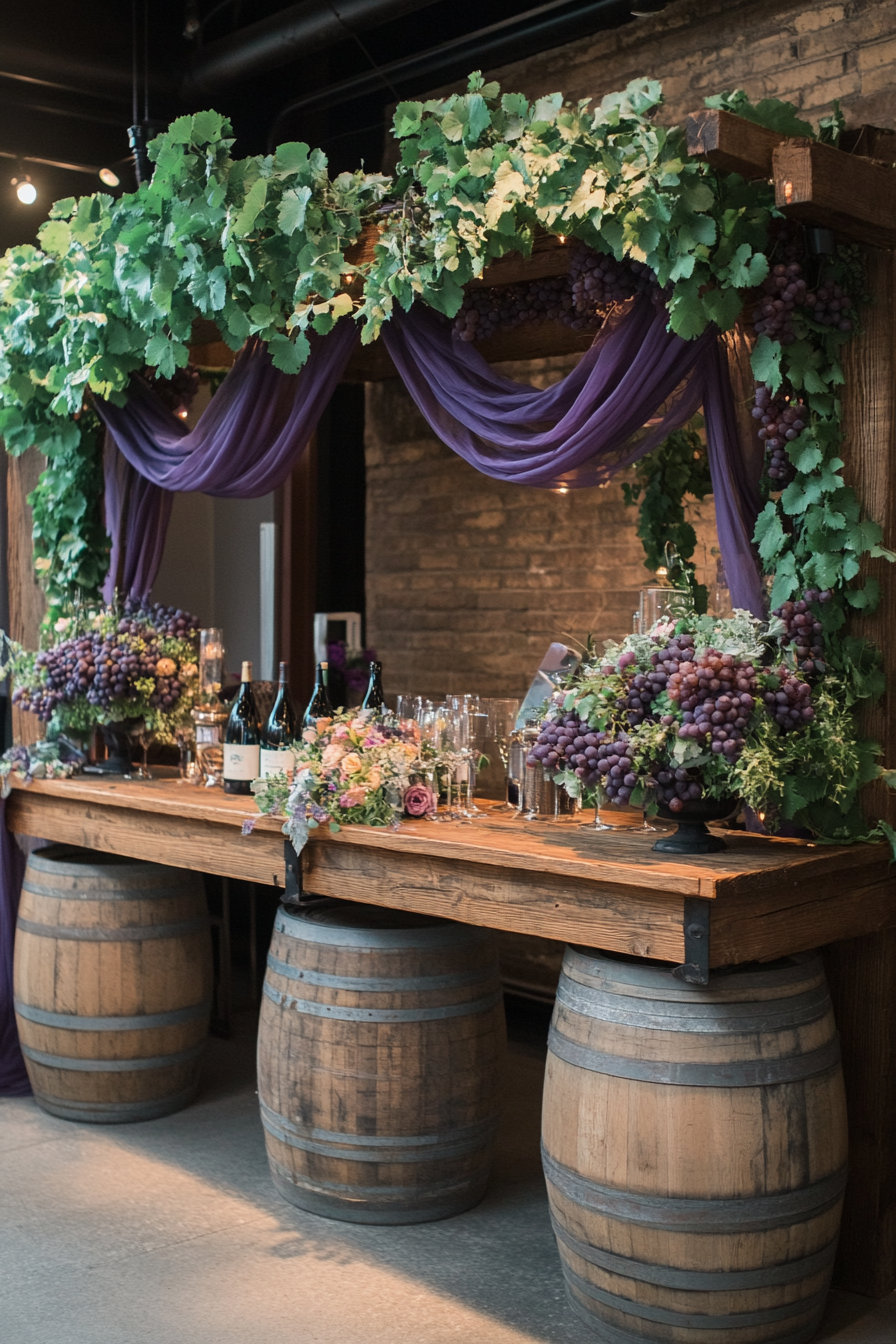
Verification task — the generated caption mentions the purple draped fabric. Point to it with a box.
[96,298,764,611]
[96,320,359,599]
[381,300,764,613]
[0,802,29,1096]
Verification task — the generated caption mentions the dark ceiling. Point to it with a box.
[0,0,639,253]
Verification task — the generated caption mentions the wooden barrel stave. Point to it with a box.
[542,949,847,1343]
[258,902,506,1224]
[14,846,212,1123]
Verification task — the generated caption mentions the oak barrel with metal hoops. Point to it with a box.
[542,948,848,1344]
[257,901,506,1224]
[13,845,212,1123]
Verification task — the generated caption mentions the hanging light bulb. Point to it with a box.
[99,168,120,188]
[12,175,37,205]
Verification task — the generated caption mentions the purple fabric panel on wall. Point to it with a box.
[701,339,766,616]
[97,323,358,497]
[96,322,358,598]
[381,299,713,486]
[0,801,29,1096]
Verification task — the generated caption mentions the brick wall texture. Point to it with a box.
[365,0,896,699]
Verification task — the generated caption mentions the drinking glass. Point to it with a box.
[485,697,522,813]
[416,700,448,821]
[448,695,487,819]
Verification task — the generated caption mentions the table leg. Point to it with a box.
[824,927,896,1297]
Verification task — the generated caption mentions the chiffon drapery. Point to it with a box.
[2,298,765,1091]
[94,299,764,612]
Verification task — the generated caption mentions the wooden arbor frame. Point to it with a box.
[6,107,896,1296]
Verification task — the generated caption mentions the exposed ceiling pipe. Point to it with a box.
[266,0,630,142]
[181,0,443,99]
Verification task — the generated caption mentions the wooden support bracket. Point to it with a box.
[774,138,896,250]
[685,107,783,179]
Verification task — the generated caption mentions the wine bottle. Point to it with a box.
[261,661,298,778]
[303,660,333,729]
[223,660,260,795]
[361,661,385,714]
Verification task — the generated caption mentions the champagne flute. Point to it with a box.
[485,697,521,813]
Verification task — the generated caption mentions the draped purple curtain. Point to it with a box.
[96,320,359,600]
[0,802,29,1095]
[95,298,764,612]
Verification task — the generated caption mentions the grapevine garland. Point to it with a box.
[0,73,893,838]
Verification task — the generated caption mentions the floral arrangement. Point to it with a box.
[528,605,893,843]
[1,597,201,745]
[251,708,441,850]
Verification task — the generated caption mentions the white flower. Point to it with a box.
[53,617,71,633]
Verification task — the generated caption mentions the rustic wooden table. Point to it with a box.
[7,774,896,1295]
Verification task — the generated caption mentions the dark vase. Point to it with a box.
[96,718,145,774]
[652,796,738,855]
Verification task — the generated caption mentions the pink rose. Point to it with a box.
[339,786,367,808]
[404,783,437,817]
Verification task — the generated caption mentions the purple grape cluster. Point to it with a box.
[753,383,806,485]
[649,765,705,814]
[527,711,605,788]
[122,597,199,640]
[753,262,807,344]
[803,277,853,332]
[667,649,758,761]
[141,364,200,418]
[771,590,831,673]
[762,669,815,731]
[600,633,697,728]
[593,735,638,804]
[453,243,665,343]
[454,276,582,342]
[12,602,200,722]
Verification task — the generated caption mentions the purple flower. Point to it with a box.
[403,783,437,817]
[241,817,257,836]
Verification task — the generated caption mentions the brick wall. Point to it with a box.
[365,0,896,699]
[365,359,718,699]
[430,0,896,132]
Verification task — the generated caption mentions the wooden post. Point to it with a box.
[826,246,896,1297]
[5,446,46,746]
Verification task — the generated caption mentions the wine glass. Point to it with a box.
[131,722,155,781]
[447,696,487,820]
[416,700,449,822]
[485,697,521,813]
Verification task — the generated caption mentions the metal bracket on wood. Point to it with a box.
[281,839,328,912]
[672,898,711,986]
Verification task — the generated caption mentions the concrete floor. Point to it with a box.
[1,1006,895,1344]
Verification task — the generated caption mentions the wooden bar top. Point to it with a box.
[7,774,896,970]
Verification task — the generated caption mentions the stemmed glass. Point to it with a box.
[131,722,155,780]
[485,698,521,813]
[447,696,488,820]
[416,700,451,822]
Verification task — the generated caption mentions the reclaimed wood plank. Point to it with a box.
[685,108,783,179]
[302,840,687,960]
[774,138,896,249]
[5,792,284,887]
[6,445,47,747]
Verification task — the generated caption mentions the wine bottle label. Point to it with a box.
[259,747,298,779]
[223,744,260,781]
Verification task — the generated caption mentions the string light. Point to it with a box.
[99,168,120,188]
[12,175,36,204]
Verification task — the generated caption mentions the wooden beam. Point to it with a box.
[5,445,46,747]
[686,107,784,180]
[774,138,896,249]
[840,124,896,164]
[826,245,896,1297]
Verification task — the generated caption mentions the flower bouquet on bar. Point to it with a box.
[528,600,896,853]
[1,596,201,772]
[250,708,445,852]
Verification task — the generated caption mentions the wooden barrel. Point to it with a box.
[542,948,847,1344]
[13,845,212,1123]
[258,901,506,1224]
